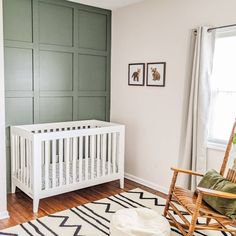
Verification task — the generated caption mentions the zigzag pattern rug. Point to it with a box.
[0,188,224,236]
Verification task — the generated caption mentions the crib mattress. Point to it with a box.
[17,158,117,190]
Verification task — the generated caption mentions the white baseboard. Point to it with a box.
[0,211,9,220]
[125,173,169,195]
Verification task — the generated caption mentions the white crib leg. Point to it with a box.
[120,178,124,189]
[11,181,16,194]
[33,198,40,213]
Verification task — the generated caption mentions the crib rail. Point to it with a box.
[11,120,125,201]
[13,120,119,132]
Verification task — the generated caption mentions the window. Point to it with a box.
[208,32,236,144]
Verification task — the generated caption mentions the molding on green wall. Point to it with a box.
[3,0,111,192]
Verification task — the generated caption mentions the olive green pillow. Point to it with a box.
[198,169,236,219]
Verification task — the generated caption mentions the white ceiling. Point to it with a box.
[67,0,144,10]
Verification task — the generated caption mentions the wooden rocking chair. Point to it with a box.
[164,120,236,236]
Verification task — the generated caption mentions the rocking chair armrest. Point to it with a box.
[197,187,236,199]
[171,167,204,177]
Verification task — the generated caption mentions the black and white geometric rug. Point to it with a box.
[0,188,224,235]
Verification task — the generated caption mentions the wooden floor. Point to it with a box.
[0,179,166,230]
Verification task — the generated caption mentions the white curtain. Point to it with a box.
[178,27,216,190]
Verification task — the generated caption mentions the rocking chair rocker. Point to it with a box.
[164,120,236,236]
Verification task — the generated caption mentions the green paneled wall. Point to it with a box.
[3,0,111,192]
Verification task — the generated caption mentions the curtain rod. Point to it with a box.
[207,23,236,32]
[193,24,236,35]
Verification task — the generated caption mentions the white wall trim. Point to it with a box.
[0,0,8,218]
[0,211,9,220]
[125,173,169,195]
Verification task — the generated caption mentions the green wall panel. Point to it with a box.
[78,96,106,121]
[5,98,33,126]
[39,2,73,46]
[78,10,107,50]
[78,54,106,91]
[40,51,73,91]
[39,97,73,123]
[3,0,32,42]
[5,47,33,91]
[3,0,111,192]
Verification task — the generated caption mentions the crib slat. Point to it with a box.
[108,133,111,175]
[18,136,21,180]
[11,135,15,178]
[79,137,83,182]
[14,135,17,178]
[20,137,24,183]
[28,140,32,188]
[65,138,70,185]
[16,136,19,179]
[59,139,63,186]
[102,134,107,177]
[23,139,26,185]
[19,137,22,182]
[52,140,56,188]
[85,136,89,181]
[72,137,77,183]
[91,135,95,180]
[112,133,117,174]
[25,139,29,188]
[96,134,101,178]
[45,141,49,190]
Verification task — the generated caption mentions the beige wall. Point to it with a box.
[111,0,236,192]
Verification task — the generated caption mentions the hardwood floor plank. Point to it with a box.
[0,179,166,230]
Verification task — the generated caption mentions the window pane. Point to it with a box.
[209,92,236,142]
[212,36,236,91]
[209,34,236,143]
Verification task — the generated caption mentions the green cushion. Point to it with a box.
[198,169,236,219]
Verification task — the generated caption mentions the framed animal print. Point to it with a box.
[128,63,145,86]
[147,62,166,87]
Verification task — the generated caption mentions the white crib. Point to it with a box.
[10,120,125,213]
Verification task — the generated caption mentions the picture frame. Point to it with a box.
[128,63,145,86]
[146,62,166,87]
